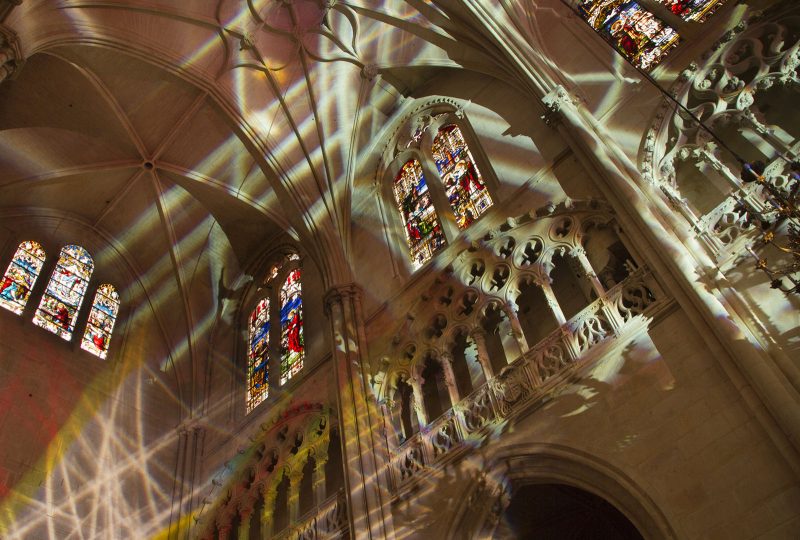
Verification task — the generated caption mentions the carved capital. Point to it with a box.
[323,282,362,316]
[0,23,22,82]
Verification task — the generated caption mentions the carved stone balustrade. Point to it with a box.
[387,266,666,489]
[272,489,349,540]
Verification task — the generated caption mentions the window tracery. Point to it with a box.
[0,241,46,315]
[386,108,497,270]
[432,125,494,229]
[80,284,120,359]
[34,245,93,340]
[246,252,306,413]
[577,0,680,71]
[392,159,447,268]
[279,269,304,385]
[247,298,271,413]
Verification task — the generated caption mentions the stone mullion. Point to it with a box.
[324,284,395,540]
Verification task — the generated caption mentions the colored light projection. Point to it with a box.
[433,125,494,230]
[0,241,46,315]
[33,245,93,340]
[80,284,120,359]
[654,0,724,22]
[578,0,679,71]
[247,298,270,412]
[279,269,304,386]
[393,159,447,268]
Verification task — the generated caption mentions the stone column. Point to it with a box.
[503,302,528,355]
[407,374,428,427]
[237,505,253,540]
[323,284,395,540]
[469,329,494,380]
[288,469,303,525]
[438,352,461,407]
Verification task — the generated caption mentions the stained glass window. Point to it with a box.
[247,298,270,412]
[0,241,46,315]
[432,125,494,230]
[578,0,679,71]
[80,284,119,359]
[279,269,304,385]
[653,0,724,22]
[33,245,93,340]
[393,159,447,268]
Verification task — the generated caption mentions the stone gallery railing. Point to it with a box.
[273,490,348,540]
[390,266,663,488]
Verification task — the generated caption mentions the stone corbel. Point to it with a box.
[541,85,577,128]
[0,23,22,83]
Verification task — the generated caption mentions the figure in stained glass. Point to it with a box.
[393,159,446,268]
[247,298,270,412]
[33,245,93,340]
[578,0,679,71]
[432,125,494,230]
[654,0,724,22]
[81,284,120,359]
[0,241,46,315]
[279,269,304,386]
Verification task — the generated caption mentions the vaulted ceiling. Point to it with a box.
[0,0,528,412]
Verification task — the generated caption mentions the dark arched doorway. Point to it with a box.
[496,483,643,539]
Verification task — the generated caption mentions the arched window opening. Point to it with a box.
[247,298,270,413]
[420,357,450,423]
[0,241,46,315]
[583,225,635,290]
[80,284,120,359]
[550,253,592,320]
[392,159,446,268]
[298,455,316,517]
[432,124,494,229]
[249,494,264,540]
[450,330,484,397]
[279,269,304,385]
[753,85,800,146]
[272,472,290,534]
[576,1,680,71]
[516,280,559,347]
[33,245,93,340]
[675,159,732,216]
[498,483,644,539]
[325,428,344,496]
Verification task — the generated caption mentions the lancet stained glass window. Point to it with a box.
[432,125,494,229]
[279,269,304,385]
[0,241,46,315]
[247,298,270,412]
[393,159,446,268]
[81,284,120,359]
[34,245,93,340]
[653,0,724,22]
[578,0,679,71]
